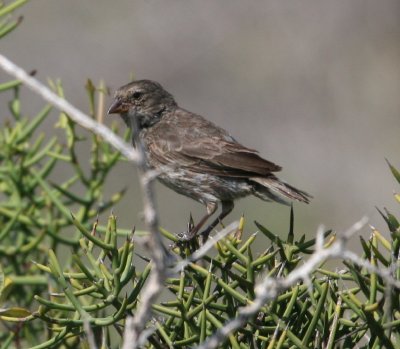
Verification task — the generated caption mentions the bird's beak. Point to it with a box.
[107,99,128,115]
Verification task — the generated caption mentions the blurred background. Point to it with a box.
[2,0,400,239]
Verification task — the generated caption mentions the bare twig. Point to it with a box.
[0,54,138,162]
[83,317,98,349]
[119,112,169,349]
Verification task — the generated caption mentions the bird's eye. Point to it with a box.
[132,91,143,99]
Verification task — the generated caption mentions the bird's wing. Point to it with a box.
[146,113,281,177]
[179,139,282,176]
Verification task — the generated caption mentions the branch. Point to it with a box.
[119,107,169,349]
[0,54,138,162]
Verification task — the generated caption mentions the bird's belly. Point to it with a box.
[157,169,253,205]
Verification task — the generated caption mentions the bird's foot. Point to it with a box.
[175,213,198,242]
[173,230,200,256]
[173,214,202,254]
[176,230,196,242]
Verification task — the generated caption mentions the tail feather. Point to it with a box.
[251,176,312,204]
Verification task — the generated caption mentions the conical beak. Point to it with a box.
[108,99,128,114]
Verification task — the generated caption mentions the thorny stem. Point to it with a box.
[195,216,400,349]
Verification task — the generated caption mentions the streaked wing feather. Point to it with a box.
[147,124,281,177]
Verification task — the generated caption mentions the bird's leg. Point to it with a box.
[177,202,218,242]
[200,201,234,243]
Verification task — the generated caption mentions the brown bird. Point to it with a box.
[108,80,311,241]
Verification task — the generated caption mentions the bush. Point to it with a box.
[1,2,400,348]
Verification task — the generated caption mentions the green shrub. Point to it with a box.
[1,2,400,348]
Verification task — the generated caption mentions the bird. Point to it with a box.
[108,80,311,241]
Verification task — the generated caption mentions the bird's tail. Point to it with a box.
[251,176,311,204]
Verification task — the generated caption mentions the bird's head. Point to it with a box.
[108,80,177,128]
